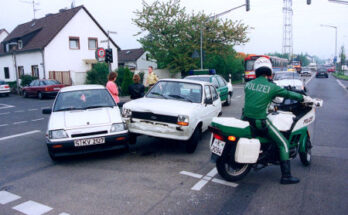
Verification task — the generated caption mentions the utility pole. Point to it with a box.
[321,24,338,65]
[282,0,293,61]
[101,31,117,73]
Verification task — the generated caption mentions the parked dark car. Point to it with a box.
[316,68,329,78]
[22,79,65,99]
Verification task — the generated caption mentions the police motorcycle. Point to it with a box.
[208,88,323,182]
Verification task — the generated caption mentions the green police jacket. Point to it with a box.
[243,76,304,119]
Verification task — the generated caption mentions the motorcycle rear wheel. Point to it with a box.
[216,156,251,182]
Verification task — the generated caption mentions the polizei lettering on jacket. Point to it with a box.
[245,82,271,94]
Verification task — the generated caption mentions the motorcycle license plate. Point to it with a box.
[210,138,225,156]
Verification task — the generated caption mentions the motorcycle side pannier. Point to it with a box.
[235,138,261,163]
[211,117,252,138]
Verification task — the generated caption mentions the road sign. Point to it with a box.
[96,47,106,62]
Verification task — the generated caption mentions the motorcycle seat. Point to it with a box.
[211,117,252,138]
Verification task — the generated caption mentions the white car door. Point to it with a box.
[210,86,222,116]
[201,85,216,131]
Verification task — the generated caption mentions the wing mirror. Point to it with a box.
[42,109,52,114]
[205,98,213,105]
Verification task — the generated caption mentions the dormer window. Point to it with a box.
[18,40,23,49]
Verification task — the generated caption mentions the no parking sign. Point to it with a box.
[95,47,106,62]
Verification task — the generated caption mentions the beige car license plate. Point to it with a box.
[74,137,105,147]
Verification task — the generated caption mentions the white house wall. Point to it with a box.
[44,8,118,85]
[0,31,9,43]
[135,51,157,70]
[0,55,15,81]
[0,51,43,82]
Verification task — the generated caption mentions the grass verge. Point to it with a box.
[332,72,348,80]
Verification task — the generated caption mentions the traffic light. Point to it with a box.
[246,0,250,11]
[307,0,311,5]
[105,48,113,63]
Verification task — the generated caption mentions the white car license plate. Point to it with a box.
[74,137,105,147]
[210,138,226,156]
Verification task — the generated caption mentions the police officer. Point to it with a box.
[243,57,314,184]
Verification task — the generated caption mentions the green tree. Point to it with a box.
[86,63,109,85]
[133,0,249,74]
[339,45,346,74]
[118,67,133,96]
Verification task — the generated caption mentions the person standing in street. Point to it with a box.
[106,72,120,104]
[145,66,158,87]
[129,74,145,100]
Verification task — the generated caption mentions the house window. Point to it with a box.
[4,67,10,79]
[18,66,24,78]
[88,38,97,49]
[69,37,80,49]
[18,40,23,49]
[31,65,39,78]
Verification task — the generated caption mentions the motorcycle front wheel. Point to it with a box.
[216,156,251,182]
[299,139,312,166]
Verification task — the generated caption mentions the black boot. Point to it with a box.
[280,160,300,184]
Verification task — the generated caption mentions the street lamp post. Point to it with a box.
[321,24,337,64]
[199,4,247,70]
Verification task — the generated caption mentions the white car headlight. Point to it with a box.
[122,108,132,118]
[110,123,126,132]
[49,129,68,139]
[177,115,189,126]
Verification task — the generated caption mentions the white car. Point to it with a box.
[273,72,306,91]
[122,79,222,153]
[0,80,10,96]
[42,85,128,160]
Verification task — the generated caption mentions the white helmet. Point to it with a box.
[254,57,273,77]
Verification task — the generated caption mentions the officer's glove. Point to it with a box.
[303,96,315,103]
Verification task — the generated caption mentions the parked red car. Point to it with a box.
[22,79,65,99]
[327,66,335,73]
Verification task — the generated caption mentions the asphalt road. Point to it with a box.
[0,74,347,215]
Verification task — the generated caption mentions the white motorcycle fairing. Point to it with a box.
[267,111,296,132]
[292,108,315,131]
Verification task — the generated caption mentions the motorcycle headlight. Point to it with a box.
[122,108,132,118]
[110,123,125,133]
[49,129,68,139]
[177,115,189,126]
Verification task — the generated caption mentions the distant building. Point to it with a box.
[0,29,9,42]
[0,6,120,85]
[118,48,157,71]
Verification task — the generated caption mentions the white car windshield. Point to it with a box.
[274,72,300,80]
[53,89,116,112]
[147,81,202,103]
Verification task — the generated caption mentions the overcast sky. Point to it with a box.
[0,0,347,59]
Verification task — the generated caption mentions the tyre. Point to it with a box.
[38,92,43,100]
[299,139,312,166]
[5,93,9,97]
[224,93,232,106]
[23,91,28,98]
[185,127,201,153]
[216,154,251,182]
[129,133,137,145]
[48,150,60,161]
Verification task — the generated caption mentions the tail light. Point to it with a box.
[213,133,224,141]
[4,85,9,88]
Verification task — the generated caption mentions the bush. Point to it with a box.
[20,75,38,87]
[138,71,145,85]
[119,67,134,96]
[86,63,109,85]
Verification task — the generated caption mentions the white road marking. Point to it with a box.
[191,179,210,191]
[28,109,38,111]
[0,112,10,115]
[212,178,239,187]
[336,79,348,92]
[31,118,45,122]
[180,171,202,179]
[41,106,50,109]
[305,74,315,85]
[0,130,41,142]
[0,124,8,127]
[180,167,238,191]
[0,191,21,205]
[14,110,25,113]
[0,104,15,110]
[59,213,71,215]
[236,95,241,99]
[13,200,53,215]
[13,121,28,125]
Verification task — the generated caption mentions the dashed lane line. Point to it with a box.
[0,112,10,115]
[13,200,53,215]
[0,191,21,205]
[13,121,28,125]
[31,118,45,122]
[0,104,15,110]
[336,79,348,93]
[0,130,41,142]
[28,108,39,111]
[0,124,8,127]
[14,110,25,113]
